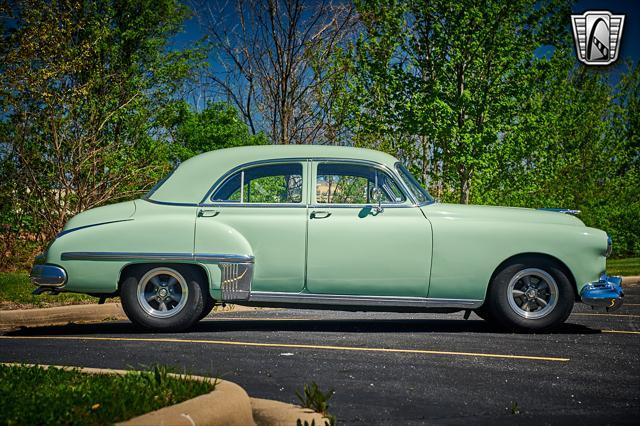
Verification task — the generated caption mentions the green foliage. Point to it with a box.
[0,364,215,425]
[0,271,97,309]
[607,258,640,277]
[332,0,639,256]
[163,101,269,162]
[296,381,336,424]
[0,0,200,241]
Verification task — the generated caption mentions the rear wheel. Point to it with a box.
[120,265,205,332]
[486,257,574,331]
[198,294,216,321]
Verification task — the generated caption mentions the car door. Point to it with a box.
[305,161,432,297]
[195,161,308,293]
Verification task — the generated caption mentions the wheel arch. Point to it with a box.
[117,262,210,294]
[485,253,579,303]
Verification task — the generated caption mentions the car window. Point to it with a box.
[212,163,303,204]
[316,163,406,204]
[395,163,434,204]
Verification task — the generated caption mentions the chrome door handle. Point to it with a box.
[310,211,331,219]
[198,209,220,217]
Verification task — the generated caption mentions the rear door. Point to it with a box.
[195,161,308,293]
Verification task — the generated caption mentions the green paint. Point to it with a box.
[40,147,609,306]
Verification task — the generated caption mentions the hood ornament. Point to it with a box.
[537,208,581,216]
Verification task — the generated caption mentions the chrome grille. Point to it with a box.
[219,262,252,301]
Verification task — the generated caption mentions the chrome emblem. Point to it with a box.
[571,11,625,66]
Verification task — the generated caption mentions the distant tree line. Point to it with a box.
[0,0,638,269]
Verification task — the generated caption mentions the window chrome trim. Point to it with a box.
[200,157,419,207]
[249,291,482,309]
[201,202,307,208]
[61,252,254,263]
[308,203,412,209]
[202,158,307,205]
[312,159,416,206]
[395,163,435,205]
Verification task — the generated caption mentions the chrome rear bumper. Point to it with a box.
[30,264,67,287]
[580,274,623,311]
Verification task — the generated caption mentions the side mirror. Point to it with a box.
[370,187,384,214]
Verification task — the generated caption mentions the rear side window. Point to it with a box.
[315,163,406,204]
[211,163,303,204]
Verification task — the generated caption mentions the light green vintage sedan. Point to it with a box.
[31,145,623,331]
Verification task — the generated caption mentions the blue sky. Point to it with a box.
[171,1,639,78]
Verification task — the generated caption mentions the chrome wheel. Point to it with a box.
[507,268,558,319]
[136,267,188,319]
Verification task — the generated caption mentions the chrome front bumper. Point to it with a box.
[30,264,67,287]
[580,274,623,311]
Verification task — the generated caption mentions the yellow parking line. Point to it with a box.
[572,313,640,318]
[601,329,640,335]
[204,317,316,321]
[0,335,569,362]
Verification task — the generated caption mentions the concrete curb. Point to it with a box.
[251,397,328,426]
[621,275,640,286]
[2,363,328,426]
[0,303,267,331]
[122,379,255,426]
[0,303,127,330]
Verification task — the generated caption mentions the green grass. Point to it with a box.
[0,272,97,309]
[0,364,215,425]
[607,257,640,276]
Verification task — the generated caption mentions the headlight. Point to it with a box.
[605,235,612,257]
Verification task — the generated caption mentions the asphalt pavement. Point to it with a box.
[1,285,639,425]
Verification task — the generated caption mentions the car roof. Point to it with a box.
[148,145,400,204]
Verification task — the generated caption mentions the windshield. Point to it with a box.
[395,163,434,204]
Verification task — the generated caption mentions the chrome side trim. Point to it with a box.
[194,254,255,263]
[30,264,67,287]
[249,291,482,309]
[61,252,254,263]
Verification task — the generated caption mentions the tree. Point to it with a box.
[163,101,269,162]
[191,0,355,145]
[0,0,199,242]
[340,0,571,203]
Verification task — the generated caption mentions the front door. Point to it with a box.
[306,161,432,297]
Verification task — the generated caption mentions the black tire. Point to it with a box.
[198,294,216,321]
[473,305,495,323]
[486,256,574,331]
[120,264,206,332]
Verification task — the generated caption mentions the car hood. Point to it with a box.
[62,200,137,232]
[421,203,585,227]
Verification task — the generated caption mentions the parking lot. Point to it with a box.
[1,285,638,425]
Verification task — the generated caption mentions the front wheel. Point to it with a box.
[486,257,574,331]
[120,265,205,332]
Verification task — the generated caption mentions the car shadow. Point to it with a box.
[4,317,602,336]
